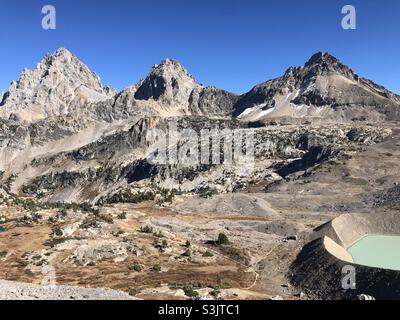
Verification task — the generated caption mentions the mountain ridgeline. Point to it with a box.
[1,49,399,123]
[0,48,397,203]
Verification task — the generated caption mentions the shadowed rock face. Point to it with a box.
[276,146,337,178]
[290,237,400,300]
[372,185,400,208]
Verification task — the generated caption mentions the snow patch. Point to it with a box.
[238,103,267,118]
[257,108,275,119]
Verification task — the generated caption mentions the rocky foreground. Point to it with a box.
[0,280,137,300]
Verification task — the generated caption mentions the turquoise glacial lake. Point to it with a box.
[347,235,400,271]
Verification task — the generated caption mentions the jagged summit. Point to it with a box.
[234,51,400,121]
[134,58,238,116]
[45,47,74,61]
[134,58,198,103]
[303,51,357,79]
[150,59,196,80]
[0,48,115,122]
[305,51,340,66]
[54,47,72,55]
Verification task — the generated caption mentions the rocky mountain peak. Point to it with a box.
[303,51,357,79]
[133,58,239,116]
[55,47,73,56]
[305,51,339,66]
[0,48,115,122]
[234,51,400,121]
[134,58,200,108]
[46,47,73,62]
[151,59,195,81]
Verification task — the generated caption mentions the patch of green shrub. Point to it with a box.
[129,264,143,272]
[202,250,214,257]
[140,225,153,234]
[128,288,142,296]
[216,233,229,246]
[152,265,161,272]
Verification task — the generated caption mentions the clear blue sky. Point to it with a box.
[1,0,399,94]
